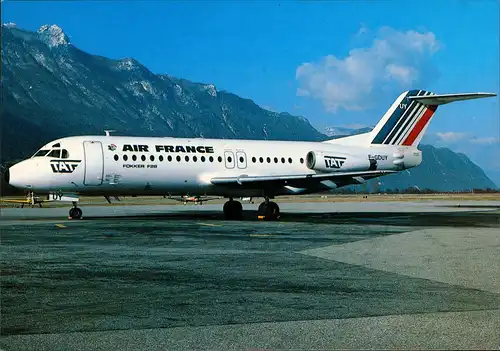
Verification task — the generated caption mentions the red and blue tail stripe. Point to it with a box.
[371,90,438,146]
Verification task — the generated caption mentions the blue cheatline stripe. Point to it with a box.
[382,99,419,144]
[384,90,427,145]
[393,101,427,145]
[392,91,434,145]
[371,89,421,144]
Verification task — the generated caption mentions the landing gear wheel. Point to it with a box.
[69,207,83,220]
[257,201,280,221]
[223,200,243,220]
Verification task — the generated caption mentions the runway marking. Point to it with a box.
[198,223,221,227]
[55,224,67,228]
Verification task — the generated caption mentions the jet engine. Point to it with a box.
[306,151,374,173]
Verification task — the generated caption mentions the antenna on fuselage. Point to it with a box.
[104,130,116,136]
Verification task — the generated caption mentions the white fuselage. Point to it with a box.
[7,135,422,197]
[8,90,495,201]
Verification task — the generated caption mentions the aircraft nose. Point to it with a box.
[6,162,31,189]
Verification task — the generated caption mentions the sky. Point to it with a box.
[2,0,500,183]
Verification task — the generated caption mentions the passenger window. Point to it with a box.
[288,157,292,163]
[266,157,271,163]
[227,156,232,163]
[47,149,61,158]
[114,155,119,161]
[239,157,244,163]
[141,155,146,161]
[252,157,256,163]
[123,155,128,161]
[150,155,155,161]
[61,149,69,159]
[185,156,189,162]
[259,157,264,163]
[209,156,214,162]
[218,156,222,162]
[274,157,278,163]
[168,155,172,162]
[201,156,206,162]
[132,155,137,161]
[193,156,198,162]
[176,156,181,162]
[159,155,164,162]
[281,157,285,163]
[300,158,304,164]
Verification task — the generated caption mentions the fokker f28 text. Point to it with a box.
[5,90,496,220]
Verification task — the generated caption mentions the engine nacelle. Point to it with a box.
[393,148,422,169]
[306,151,373,173]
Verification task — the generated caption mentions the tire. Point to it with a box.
[258,201,280,220]
[69,207,82,219]
[223,201,243,220]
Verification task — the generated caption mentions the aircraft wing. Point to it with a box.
[170,197,188,202]
[198,197,223,201]
[169,196,222,202]
[210,170,396,189]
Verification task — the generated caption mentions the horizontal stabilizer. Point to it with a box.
[408,92,496,106]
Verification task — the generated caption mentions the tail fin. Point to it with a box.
[368,90,496,147]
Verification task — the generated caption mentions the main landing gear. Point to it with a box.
[223,197,243,220]
[68,201,83,220]
[222,196,281,221]
[257,197,280,221]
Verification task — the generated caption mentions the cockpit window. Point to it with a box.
[47,149,61,158]
[33,149,50,157]
[32,147,68,158]
[52,143,61,148]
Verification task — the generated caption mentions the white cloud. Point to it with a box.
[295,26,440,113]
[427,132,500,147]
[435,132,468,143]
[260,105,276,112]
[470,136,500,145]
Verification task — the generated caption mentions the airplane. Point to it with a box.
[4,90,496,221]
[168,194,223,205]
[1,191,78,208]
[241,197,254,204]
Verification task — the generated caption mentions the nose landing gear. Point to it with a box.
[68,201,83,220]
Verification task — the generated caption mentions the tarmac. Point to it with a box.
[0,200,499,350]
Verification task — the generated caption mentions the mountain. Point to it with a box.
[324,126,372,138]
[1,23,497,193]
[1,24,325,164]
[378,145,496,192]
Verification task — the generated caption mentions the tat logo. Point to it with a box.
[50,160,81,173]
[108,144,117,151]
[324,156,346,169]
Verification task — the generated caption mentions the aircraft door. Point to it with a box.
[236,151,247,169]
[83,141,104,186]
[224,151,235,169]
